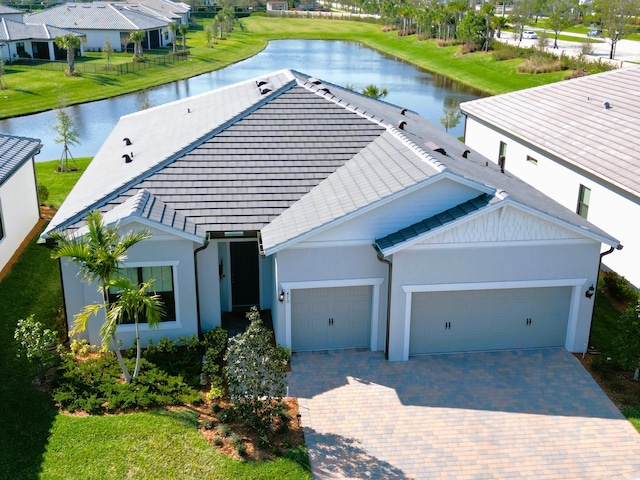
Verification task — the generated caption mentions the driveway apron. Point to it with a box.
[287,348,640,479]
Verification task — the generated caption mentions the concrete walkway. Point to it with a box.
[288,349,640,479]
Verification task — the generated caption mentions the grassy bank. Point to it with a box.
[3,16,575,119]
[35,158,92,208]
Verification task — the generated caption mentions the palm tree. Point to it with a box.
[50,210,152,383]
[107,277,163,381]
[361,84,389,99]
[129,30,146,60]
[168,22,179,54]
[179,24,188,52]
[55,33,81,75]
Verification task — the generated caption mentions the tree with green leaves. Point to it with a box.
[14,315,58,383]
[50,210,152,383]
[225,307,289,435]
[545,0,577,49]
[613,301,640,381]
[179,23,188,52]
[52,107,79,172]
[168,22,179,54]
[129,30,146,60]
[439,100,462,133]
[593,0,639,59]
[480,2,494,51]
[457,11,487,49]
[362,84,388,99]
[103,39,113,70]
[511,0,538,42]
[0,58,7,89]
[107,277,163,381]
[54,33,81,75]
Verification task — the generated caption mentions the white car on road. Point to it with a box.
[523,31,538,39]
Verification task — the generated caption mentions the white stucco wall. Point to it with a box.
[388,239,601,360]
[0,160,39,274]
[464,117,634,285]
[81,30,123,51]
[196,240,221,332]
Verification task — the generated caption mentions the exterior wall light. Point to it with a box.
[279,289,285,302]
[585,285,595,299]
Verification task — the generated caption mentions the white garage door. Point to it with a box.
[292,286,372,351]
[410,287,571,355]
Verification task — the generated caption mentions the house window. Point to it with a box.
[16,42,25,56]
[526,155,538,165]
[498,141,507,172]
[577,185,591,219]
[108,266,176,323]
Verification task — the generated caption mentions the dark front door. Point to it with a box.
[230,241,260,308]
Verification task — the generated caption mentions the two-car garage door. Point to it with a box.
[410,287,571,355]
[291,286,372,351]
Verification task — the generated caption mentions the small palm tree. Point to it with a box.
[50,210,152,383]
[107,277,163,381]
[361,84,389,99]
[168,22,179,54]
[129,30,146,60]
[179,24,188,52]
[55,33,81,75]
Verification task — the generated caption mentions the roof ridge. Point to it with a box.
[386,125,449,173]
[108,3,139,29]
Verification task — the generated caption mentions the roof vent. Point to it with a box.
[398,120,407,130]
[318,86,330,94]
[123,137,132,146]
[425,141,446,156]
[308,77,321,85]
[259,84,272,95]
[123,154,132,164]
[603,101,611,109]
[400,108,407,115]
[255,78,268,87]
[462,149,470,158]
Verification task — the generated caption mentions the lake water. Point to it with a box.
[0,40,483,162]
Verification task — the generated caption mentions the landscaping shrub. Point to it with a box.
[603,270,639,304]
[14,315,59,382]
[517,56,562,74]
[144,335,203,386]
[436,38,463,47]
[202,326,228,388]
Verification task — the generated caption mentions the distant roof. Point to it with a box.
[119,0,189,22]
[461,67,640,200]
[26,2,168,31]
[0,134,41,187]
[0,4,23,15]
[42,69,620,252]
[0,18,83,42]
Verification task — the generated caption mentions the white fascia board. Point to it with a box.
[115,216,205,244]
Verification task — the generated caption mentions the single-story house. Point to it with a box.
[26,2,170,52]
[120,0,191,25]
[0,134,42,279]
[0,18,85,61]
[266,0,289,11]
[461,67,640,287]
[0,4,24,22]
[42,70,621,361]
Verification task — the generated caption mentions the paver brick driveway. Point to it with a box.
[287,348,640,479]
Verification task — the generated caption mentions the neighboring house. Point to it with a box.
[0,134,42,279]
[266,0,289,11]
[119,0,191,25]
[461,67,639,287]
[0,18,85,62]
[0,4,23,22]
[41,70,621,361]
[26,2,170,52]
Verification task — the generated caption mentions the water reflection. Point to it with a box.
[1,40,483,161]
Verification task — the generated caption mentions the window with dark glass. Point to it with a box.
[108,266,175,323]
[577,185,591,219]
[498,141,507,172]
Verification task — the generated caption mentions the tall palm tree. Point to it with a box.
[168,22,179,54]
[179,24,188,52]
[55,33,81,75]
[361,84,389,99]
[129,30,146,60]
[50,210,152,383]
[107,277,163,381]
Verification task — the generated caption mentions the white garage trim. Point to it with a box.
[401,278,588,361]
[281,277,384,352]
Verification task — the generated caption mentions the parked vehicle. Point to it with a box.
[587,29,602,37]
[522,31,538,39]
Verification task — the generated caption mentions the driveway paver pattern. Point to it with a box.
[288,348,640,479]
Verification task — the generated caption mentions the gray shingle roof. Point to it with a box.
[43,69,620,252]
[0,18,83,42]
[0,4,23,15]
[460,67,640,199]
[120,0,189,21]
[26,2,168,31]
[0,134,41,188]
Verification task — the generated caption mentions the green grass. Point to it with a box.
[590,288,627,356]
[0,166,311,479]
[35,158,92,208]
[623,405,640,432]
[2,15,589,119]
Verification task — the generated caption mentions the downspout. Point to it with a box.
[376,249,392,361]
[193,234,211,339]
[587,244,623,351]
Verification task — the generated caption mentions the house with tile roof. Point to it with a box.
[0,134,42,279]
[461,67,639,287]
[26,2,169,52]
[0,18,85,61]
[119,0,191,25]
[0,4,24,22]
[42,70,621,361]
